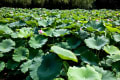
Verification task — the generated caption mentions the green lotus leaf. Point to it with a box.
[74,46,99,65]
[38,20,48,27]
[66,37,81,49]
[113,20,120,26]
[29,49,44,59]
[9,21,26,28]
[43,28,54,37]
[0,25,13,35]
[26,20,38,27]
[38,17,54,27]
[13,47,29,62]
[74,46,86,56]
[53,29,69,37]
[20,60,32,73]
[79,30,89,39]
[29,35,48,49]
[11,27,34,38]
[0,18,14,24]
[55,42,71,49]
[0,61,5,72]
[85,36,109,50]
[56,37,81,50]
[104,24,120,33]
[30,54,62,80]
[29,57,42,80]
[11,32,18,38]
[93,66,116,80]
[51,46,78,62]
[108,54,120,62]
[104,45,120,55]
[0,39,15,53]
[17,27,33,38]
[86,21,105,31]
[116,72,120,80]
[67,65,102,80]
[113,33,120,42]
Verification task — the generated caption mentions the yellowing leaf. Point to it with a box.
[51,46,78,62]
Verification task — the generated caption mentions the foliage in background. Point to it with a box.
[0,0,96,9]
[0,0,32,7]
[0,7,120,79]
[95,0,120,9]
[1,0,120,9]
[71,0,95,9]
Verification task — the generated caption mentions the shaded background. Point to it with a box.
[95,0,120,9]
[0,0,120,9]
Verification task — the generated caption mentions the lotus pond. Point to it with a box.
[0,7,120,80]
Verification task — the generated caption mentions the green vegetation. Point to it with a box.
[0,7,120,80]
[0,0,95,8]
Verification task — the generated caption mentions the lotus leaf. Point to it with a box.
[0,39,15,53]
[20,60,32,73]
[30,54,62,80]
[108,54,120,62]
[0,25,13,35]
[53,29,69,37]
[86,21,105,31]
[85,36,109,50]
[29,35,48,49]
[51,46,78,62]
[66,37,81,49]
[11,27,33,38]
[13,47,29,62]
[104,45,120,55]
[0,61,5,72]
[67,65,102,80]
[113,33,120,42]
[93,66,116,80]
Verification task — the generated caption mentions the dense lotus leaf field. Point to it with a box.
[0,7,120,80]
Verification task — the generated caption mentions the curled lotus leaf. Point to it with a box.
[0,39,15,53]
[20,60,32,73]
[104,45,120,55]
[67,65,102,80]
[13,47,29,62]
[113,33,120,42]
[85,36,109,50]
[29,35,48,49]
[53,29,69,37]
[51,46,78,62]
[0,25,13,35]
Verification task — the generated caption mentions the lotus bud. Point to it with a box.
[38,30,43,34]
[96,19,99,22]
